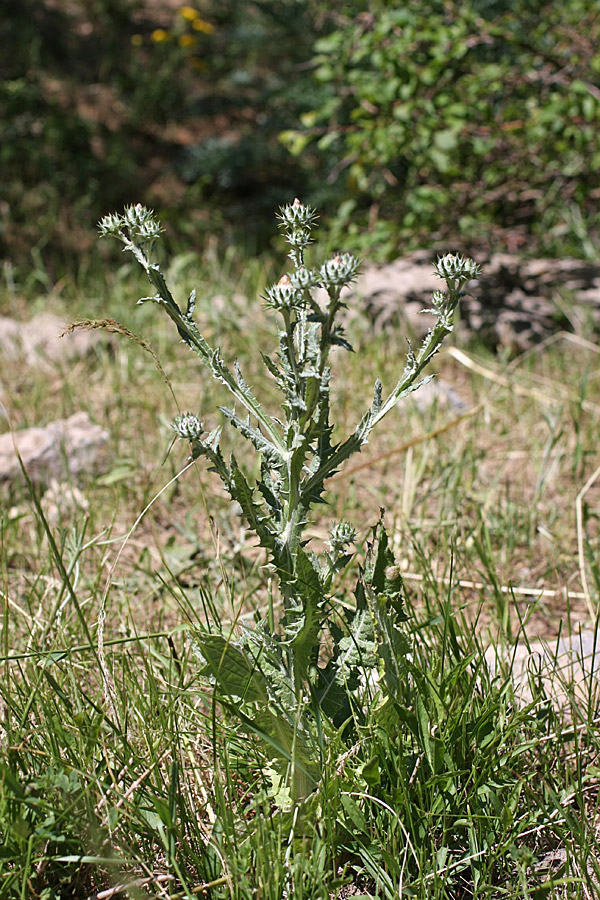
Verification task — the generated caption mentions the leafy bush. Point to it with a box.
[283,0,600,257]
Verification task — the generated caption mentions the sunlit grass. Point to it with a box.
[2,245,600,898]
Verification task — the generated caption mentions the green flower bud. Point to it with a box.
[98,212,124,236]
[264,274,301,310]
[291,267,319,290]
[99,205,163,242]
[328,521,357,552]
[320,253,360,288]
[435,254,480,282]
[278,198,318,229]
[172,412,204,441]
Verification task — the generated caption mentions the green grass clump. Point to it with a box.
[1,207,600,898]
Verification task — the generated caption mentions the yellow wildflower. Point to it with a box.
[179,33,197,47]
[151,28,169,42]
[192,17,215,34]
[179,5,198,20]
[130,33,143,46]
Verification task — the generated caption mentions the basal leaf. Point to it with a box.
[251,708,319,797]
[192,632,269,704]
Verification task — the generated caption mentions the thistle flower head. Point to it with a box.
[98,212,123,237]
[291,267,319,290]
[123,204,163,241]
[98,204,163,243]
[278,198,318,229]
[172,412,204,441]
[264,274,302,311]
[435,254,480,282]
[320,253,360,288]
[328,521,357,552]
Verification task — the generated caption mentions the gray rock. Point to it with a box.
[351,251,440,337]
[353,253,600,351]
[407,377,467,413]
[486,630,600,707]
[0,412,109,483]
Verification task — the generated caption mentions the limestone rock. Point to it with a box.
[353,253,600,351]
[0,412,109,483]
[407,377,467,413]
[486,630,600,707]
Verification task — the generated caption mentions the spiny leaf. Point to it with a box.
[185,288,196,320]
[362,517,410,699]
[250,709,320,797]
[363,515,407,614]
[372,378,382,415]
[334,607,377,685]
[233,359,264,412]
[191,427,231,487]
[303,373,320,411]
[230,458,278,554]
[257,466,283,516]
[283,547,325,671]
[330,327,353,351]
[219,407,282,468]
[261,352,285,386]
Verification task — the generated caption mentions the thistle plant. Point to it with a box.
[99,201,479,799]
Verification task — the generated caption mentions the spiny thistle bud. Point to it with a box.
[286,226,312,248]
[328,521,357,552]
[123,204,163,241]
[291,267,318,290]
[172,412,204,441]
[384,564,402,583]
[278,198,318,229]
[319,253,360,288]
[435,254,480,282]
[98,212,123,236]
[99,204,163,243]
[264,274,301,311]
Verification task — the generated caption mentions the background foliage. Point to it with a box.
[284,0,600,258]
[2,0,326,278]
[3,0,600,274]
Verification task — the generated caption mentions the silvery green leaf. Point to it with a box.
[137,294,161,305]
[191,429,231,486]
[192,632,269,703]
[282,548,324,673]
[219,407,282,468]
[334,608,378,684]
[257,480,282,516]
[330,327,353,351]
[261,353,285,385]
[361,517,410,699]
[230,458,277,553]
[250,709,319,798]
[185,289,196,320]
[372,378,382,415]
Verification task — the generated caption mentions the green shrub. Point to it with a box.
[283,0,600,257]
